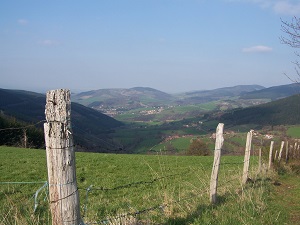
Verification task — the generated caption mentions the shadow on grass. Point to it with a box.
[162,195,228,225]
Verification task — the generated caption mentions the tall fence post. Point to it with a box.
[44,89,83,225]
[210,123,224,204]
[242,130,253,184]
[268,141,274,170]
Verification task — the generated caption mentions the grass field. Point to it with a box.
[0,146,289,225]
[287,126,300,138]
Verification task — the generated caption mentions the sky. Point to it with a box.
[1,0,300,94]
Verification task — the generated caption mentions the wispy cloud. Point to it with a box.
[38,39,60,46]
[273,1,300,15]
[226,0,300,15]
[17,19,28,25]
[242,45,273,53]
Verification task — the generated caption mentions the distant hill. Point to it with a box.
[73,87,175,110]
[220,94,300,126]
[176,85,265,104]
[0,88,124,152]
[73,85,265,114]
[240,83,300,100]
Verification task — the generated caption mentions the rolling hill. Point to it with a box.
[0,88,124,152]
[175,84,265,104]
[220,93,300,127]
[72,87,176,112]
[240,83,300,100]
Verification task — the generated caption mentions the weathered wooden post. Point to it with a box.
[242,130,253,184]
[286,141,289,164]
[294,142,297,159]
[278,141,284,162]
[258,148,262,173]
[210,123,224,204]
[268,141,274,170]
[44,89,84,225]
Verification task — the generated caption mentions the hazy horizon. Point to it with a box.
[1,0,299,93]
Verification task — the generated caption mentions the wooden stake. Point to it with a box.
[258,148,262,173]
[242,130,253,184]
[210,123,224,204]
[44,89,83,225]
[268,141,274,170]
[286,141,289,164]
[278,141,284,162]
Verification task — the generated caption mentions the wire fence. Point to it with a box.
[0,154,255,224]
[1,123,299,224]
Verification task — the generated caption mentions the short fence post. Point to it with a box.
[242,130,253,184]
[258,148,262,173]
[286,141,289,164]
[44,89,83,225]
[274,150,278,161]
[268,141,274,170]
[278,141,284,163]
[210,123,224,204]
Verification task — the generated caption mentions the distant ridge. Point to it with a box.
[73,85,266,111]
[240,83,300,100]
[73,87,175,111]
[220,94,300,126]
[176,85,265,104]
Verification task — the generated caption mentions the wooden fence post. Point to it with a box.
[258,148,262,173]
[278,141,284,163]
[286,141,289,164]
[268,141,274,170]
[44,89,83,225]
[210,123,224,204]
[242,130,253,184]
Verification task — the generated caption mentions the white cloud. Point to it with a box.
[38,39,60,46]
[273,1,300,15]
[17,19,28,25]
[242,45,273,53]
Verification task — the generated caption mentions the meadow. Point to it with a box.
[0,146,290,225]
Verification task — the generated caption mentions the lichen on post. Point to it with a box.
[44,89,84,225]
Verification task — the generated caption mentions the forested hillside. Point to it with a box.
[0,88,124,151]
[220,94,300,126]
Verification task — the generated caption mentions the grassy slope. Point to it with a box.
[271,173,300,224]
[0,146,294,225]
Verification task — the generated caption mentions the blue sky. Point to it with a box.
[1,0,300,93]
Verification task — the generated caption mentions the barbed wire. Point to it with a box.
[88,187,209,225]
[0,120,46,131]
[0,181,48,212]
[85,167,256,225]
[80,171,191,193]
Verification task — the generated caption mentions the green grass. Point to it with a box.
[287,126,300,138]
[0,146,289,224]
